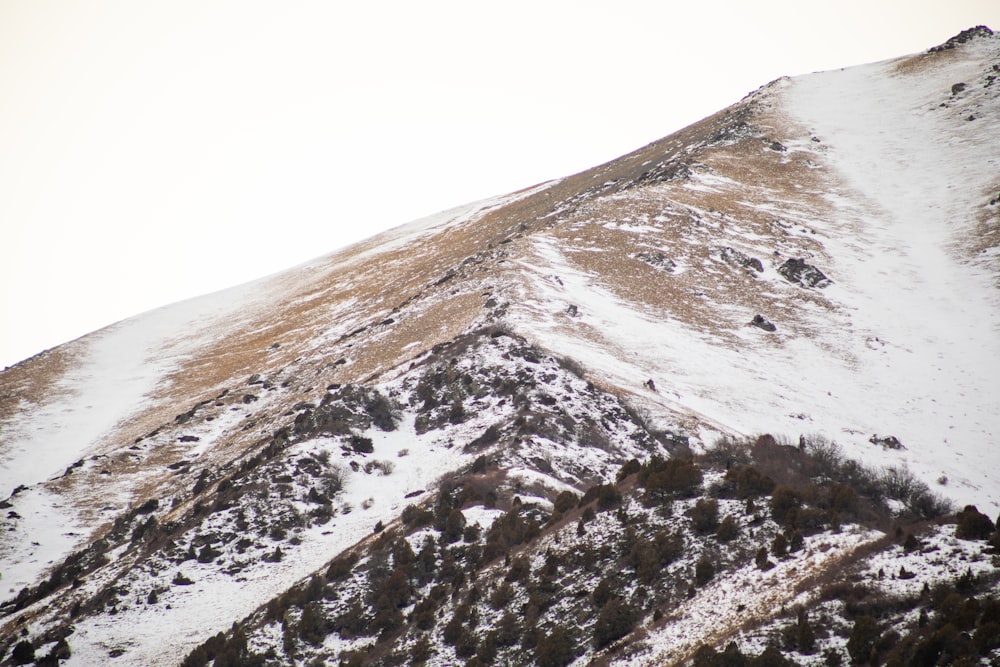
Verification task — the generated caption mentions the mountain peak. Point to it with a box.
[929,24,995,52]
[2,30,999,666]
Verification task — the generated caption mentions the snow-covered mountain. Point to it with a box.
[1,27,998,667]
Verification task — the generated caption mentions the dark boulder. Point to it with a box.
[869,434,904,450]
[750,315,776,332]
[719,247,764,273]
[778,258,831,288]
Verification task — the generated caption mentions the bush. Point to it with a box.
[641,456,703,499]
[326,552,359,580]
[695,556,716,585]
[956,505,995,540]
[725,465,776,499]
[846,616,880,664]
[350,435,374,454]
[691,498,719,534]
[299,602,327,645]
[442,509,467,544]
[755,547,773,571]
[770,486,801,525]
[716,515,739,542]
[401,504,434,528]
[593,598,638,648]
[536,625,576,667]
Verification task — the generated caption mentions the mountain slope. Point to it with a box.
[0,26,998,667]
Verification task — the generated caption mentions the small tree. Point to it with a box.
[755,546,773,571]
[956,505,995,540]
[716,515,739,542]
[536,625,576,667]
[796,609,816,655]
[691,498,719,534]
[846,615,880,664]
[772,533,788,558]
[593,598,637,648]
[695,556,716,586]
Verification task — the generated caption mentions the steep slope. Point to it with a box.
[0,27,998,667]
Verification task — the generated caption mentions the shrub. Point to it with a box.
[695,556,716,585]
[299,602,327,645]
[553,490,579,515]
[641,456,703,500]
[956,505,995,540]
[772,533,788,558]
[796,609,816,654]
[365,392,398,431]
[846,616,880,664]
[725,465,776,499]
[350,434,374,454]
[975,622,1000,655]
[716,515,739,542]
[769,486,802,525]
[755,547,773,571]
[691,499,719,534]
[442,509,467,544]
[593,598,638,648]
[474,572,508,606]
[326,552,359,580]
[401,504,434,528]
[506,555,531,582]
[536,625,576,667]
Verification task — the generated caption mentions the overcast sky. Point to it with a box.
[2,1,998,368]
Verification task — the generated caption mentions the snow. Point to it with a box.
[511,36,1000,517]
[65,408,478,666]
[782,41,1000,514]
[618,526,879,666]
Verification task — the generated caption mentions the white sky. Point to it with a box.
[1,1,998,368]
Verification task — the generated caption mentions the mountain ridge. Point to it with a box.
[0,27,998,666]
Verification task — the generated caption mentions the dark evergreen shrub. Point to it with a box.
[846,615,880,664]
[593,598,638,648]
[299,602,327,645]
[772,533,788,558]
[755,547,773,571]
[553,490,579,514]
[691,498,719,534]
[490,582,516,609]
[770,486,801,525]
[350,435,374,454]
[695,556,716,586]
[592,577,613,608]
[641,456,703,500]
[401,504,434,527]
[536,625,576,667]
[956,505,995,540]
[443,509,467,544]
[716,515,739,542]
[326,551,359,580]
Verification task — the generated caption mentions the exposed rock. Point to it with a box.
[636,251,676,272]
[750,314,776,332]
[951,82,967,95]
[929,26,994,52]
[869,434,904,450]
[719,247,764,272]
[778,258,831,288]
